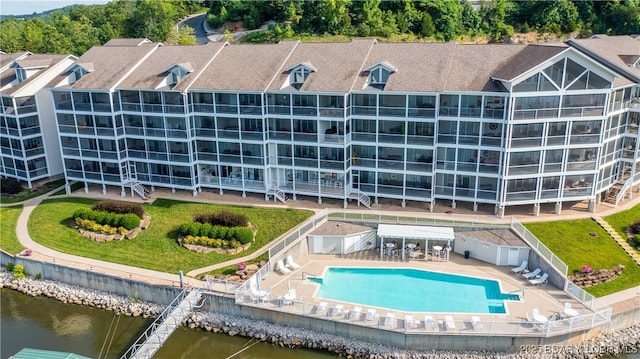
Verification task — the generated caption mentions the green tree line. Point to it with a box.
[208,0,639,42]
[1,0,638,55]
[0,0,207,55]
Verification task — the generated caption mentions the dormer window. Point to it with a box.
[15,67,27,83]
[284,62,317,90]
[162,62,194,89]
[364,61,397,90]
[69,63,93,84]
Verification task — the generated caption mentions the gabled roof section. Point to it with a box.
[269,39,375,92]
[354,42,455,92]
[104,38,152,47]
[566,35,640,83]
[363,61,398,74]
[191,41,299,92]
[73,62,94,73]
[117,43,223,91]
[0,52,30,70]
[56,41,160,89]
[1,54,72,95]
[285,61,317,73]
[490,43,568,82]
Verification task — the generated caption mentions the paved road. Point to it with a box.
[178,13,210,44]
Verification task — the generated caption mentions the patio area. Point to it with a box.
[238,251,609,337]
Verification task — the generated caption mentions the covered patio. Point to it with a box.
[378,224,455,261]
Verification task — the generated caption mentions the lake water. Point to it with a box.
[1,289,335,359]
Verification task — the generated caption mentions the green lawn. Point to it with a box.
[525,208,640,297]
[28,198,313,275]
[0,179,66,204]
[604,204,640,254]
[0,205,25,255]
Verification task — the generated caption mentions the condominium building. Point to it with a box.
[0,51,76,187]
[6,35,639,215]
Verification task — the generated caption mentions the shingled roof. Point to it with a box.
[1,54,69,95]
[567,35,640,83]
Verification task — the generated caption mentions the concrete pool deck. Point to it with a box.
[248,251,596,337]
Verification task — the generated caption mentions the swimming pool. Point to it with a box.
[310,267,519,313]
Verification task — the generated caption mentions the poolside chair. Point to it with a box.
[365,308,377,321]
[444,315,456,330]
[315,302,328,315]
[424,315,437,331]
[522,268,541,279]
[529,272,549,286]
[510,260,528,274]
[330,304,344,317]
[276,259,291,274]
[349,306,362,320]
[471,316,483,330]
[285,255,301,270]
[250,286,270,303]
[404,315,415,329]
[383,313,395,327]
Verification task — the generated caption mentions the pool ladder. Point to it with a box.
[302,272,318,280]
[509,288,525,300]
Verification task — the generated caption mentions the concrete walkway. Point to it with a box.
[6,185,640,307]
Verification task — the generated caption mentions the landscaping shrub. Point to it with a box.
[631,220,640,234]
[73,208,92,220]
[92,200,144,218]
[234,226,254,244]
[12,264,26,279]
[120,213,141,230]
[199,223,213,237]
[1,177,23,195]
[193,210,248,227]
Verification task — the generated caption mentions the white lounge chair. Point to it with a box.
[511,260,528,274]
[522,268,541,279]
[282,289,298,305]
[383,313,395,327]
[424,315,436,331]
[349,306,362,320]
[471,316,483,330]
[285,255,301,270]
[529,272,549,286]
[249,286,270,303]
[276,259,291,274]
[404,315,415,329]
[315,301,328,315]
[330,304,344,317]
[444,315,456,330]
[365,308,377,321]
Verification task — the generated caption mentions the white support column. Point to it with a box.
[192,189,198,197]
[472,202,478,212]
[554,202,562,215]
[533,203,540,216]
[588,198,596,212]
[102,184,107,195]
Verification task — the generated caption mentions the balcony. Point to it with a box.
[513,109,558,120]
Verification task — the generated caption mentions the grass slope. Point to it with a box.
[0,205,24,255]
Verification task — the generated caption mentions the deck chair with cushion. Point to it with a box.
[365,308,377,321]
[424,315,437,331]
[471,316,483,330]
[404,315,415,329]
[510,260,528,274]
[522,268,541,279]
[330,304,344,317]
[285,255,301,270]
[444,315,456,330]
[383,313,395,327]
[276,259,291,274]
[315,302,328,315]
[529,272,549,286]
[349,306,362,320]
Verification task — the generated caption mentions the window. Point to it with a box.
[368,67,391,89]
[292,67,310,88]
[72,67,87,83]
[16,67,27,83]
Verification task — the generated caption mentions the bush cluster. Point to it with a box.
[92,200,144,218]
[193,210,248,227]
[182,235,242,249]
[631,220,640,235]
[75,217,130,236]
[178,223,253,245]
[73,208,140,230]
[1,177,23,195]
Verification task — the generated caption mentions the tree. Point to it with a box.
[418,11,435,38]
[126,0,178,42]
[422,0,464,41]
[165,25,197,45]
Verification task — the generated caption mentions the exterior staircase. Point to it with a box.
[348,190,371,208]
[124,179,149,200]
[602,184,622,205]
[267,186,287,203]
[592,217,640,266]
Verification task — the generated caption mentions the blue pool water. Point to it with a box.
[310,267,519,313]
